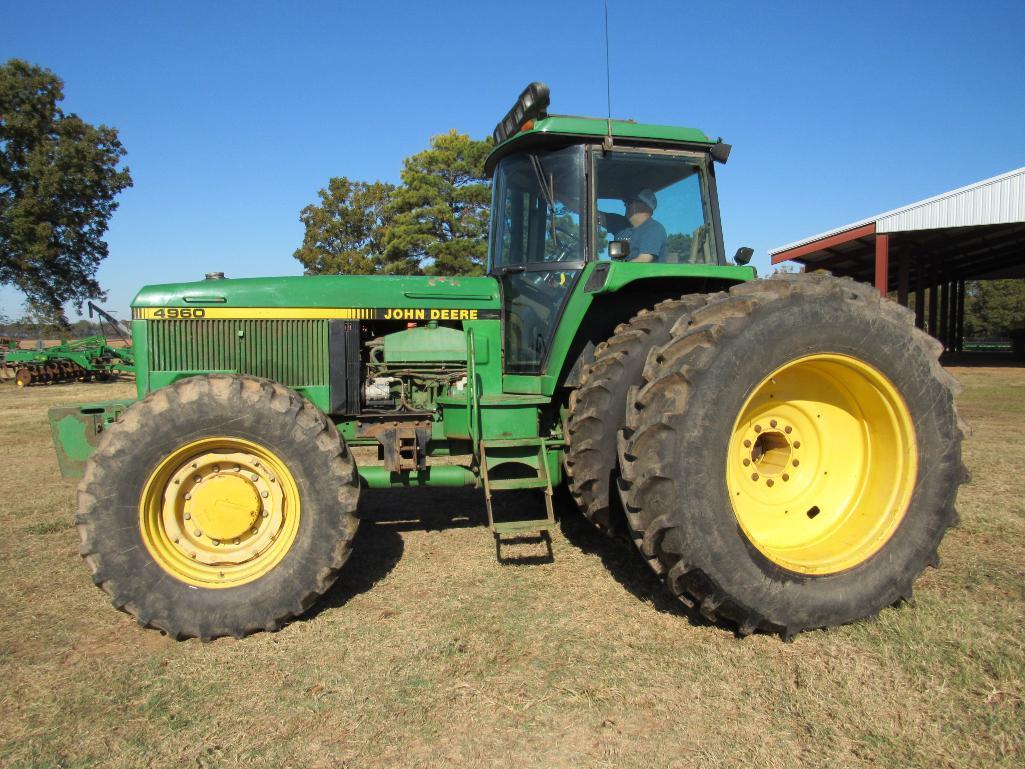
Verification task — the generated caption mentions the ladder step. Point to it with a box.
[492,519,557,535]
[487,478,550,491]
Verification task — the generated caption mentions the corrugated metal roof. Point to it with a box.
[770,166,1025,255]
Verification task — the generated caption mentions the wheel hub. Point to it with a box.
[188,474,261,541]
[727,354,917,575]
[141,439,300,587]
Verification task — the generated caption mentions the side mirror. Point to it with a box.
[733,246,753,266]
[609,240,630,260]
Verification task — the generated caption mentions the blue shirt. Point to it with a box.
[603,213,667,261]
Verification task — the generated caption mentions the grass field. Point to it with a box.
[1,366,1023,768]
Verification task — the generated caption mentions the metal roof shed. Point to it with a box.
[769,167,1025,351]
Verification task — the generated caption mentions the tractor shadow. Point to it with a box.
[312,487,485,613]
[556,502,715,629]
[312,485,713,628]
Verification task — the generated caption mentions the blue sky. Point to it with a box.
[2,0,1023,319]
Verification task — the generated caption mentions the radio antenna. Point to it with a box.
[603,0,613,150]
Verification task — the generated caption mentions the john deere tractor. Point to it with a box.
[50,84,965,640]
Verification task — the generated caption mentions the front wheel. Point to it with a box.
[618,274,967,637]
[77,375,360,640]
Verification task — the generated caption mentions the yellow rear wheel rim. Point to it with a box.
[139,437,301,588]
[727,354,917,575]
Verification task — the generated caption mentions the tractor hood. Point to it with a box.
[131,274,502,321]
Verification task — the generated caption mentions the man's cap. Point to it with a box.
[633,188,657,211]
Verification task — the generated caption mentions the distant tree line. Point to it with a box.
[0,310,103,340]
[963,279,1025,338]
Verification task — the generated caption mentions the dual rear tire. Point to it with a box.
[570,274,966,636]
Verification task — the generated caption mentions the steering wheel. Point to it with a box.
[548,220,581,262]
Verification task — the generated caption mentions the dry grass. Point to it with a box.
[0,367,1023,768]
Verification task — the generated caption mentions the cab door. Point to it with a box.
[489,145,586,375]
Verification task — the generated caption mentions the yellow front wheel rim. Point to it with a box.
[727,354,917,575]
[140,437,301,588]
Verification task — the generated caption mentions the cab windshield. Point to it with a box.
[489,145,585,270]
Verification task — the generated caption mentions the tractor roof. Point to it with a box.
[484,83,719,175]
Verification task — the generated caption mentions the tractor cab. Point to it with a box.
[484,82,733,375]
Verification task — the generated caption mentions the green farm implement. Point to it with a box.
[5,335,133,386]
[3,303,134,386]
[49,84,966,641]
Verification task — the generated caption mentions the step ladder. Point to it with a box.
[479,438,556,556]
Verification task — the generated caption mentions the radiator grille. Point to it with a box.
[148,319,329,387]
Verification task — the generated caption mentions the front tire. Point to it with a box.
[618,274,967,637]
[77,375,360,640]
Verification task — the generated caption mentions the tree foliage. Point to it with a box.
[297,131,492,276]
[0,59,132,324]
[294,178,394,275]
[964,279,1025,337]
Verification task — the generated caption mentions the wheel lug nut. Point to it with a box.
[742,458,750,466]
[792,459,800,467]
[184,494,192,501]
[194,476,202,483]
[766,479,774,487]
[261,490,269,498]
[784,426,792,434]
[250,473,259,481]
[743,440,751,448]
[269,477,276,484]
[751,473,759,481]
[212,539,220,546]
[194,529,202,537]
[782,473,790,481]
[793,441,801,449]
[184,512,191,520]
[754,424,762,433]
[233,538,240,545]
[770,419,777,428]
[213,465,220,472]
[261,510,269,518]
[234,465,240,472]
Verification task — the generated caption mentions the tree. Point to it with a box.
[293,177,395,275]
[964,279,1025,337]
[382,131,493,275]
[0,59,132,325]
[297,131,493,277]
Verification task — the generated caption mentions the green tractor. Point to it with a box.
[51,84,965,641]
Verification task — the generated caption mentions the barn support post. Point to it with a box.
[897,249,910,306]
[874,233,890,297]
[940,276,950,350]
[928,260,939,338]
[947,279,959,353]
[956,278,966,352]
[914,257,926,329]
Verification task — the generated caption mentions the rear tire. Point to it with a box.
[565,297,704,535]
[77,374,360,640]
[618,274,967,637]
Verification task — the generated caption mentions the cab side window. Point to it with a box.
[594,151,717,264]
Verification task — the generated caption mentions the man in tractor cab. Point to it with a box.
[598,188,667,262]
